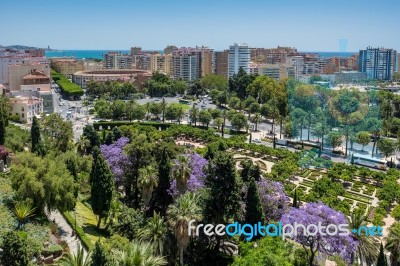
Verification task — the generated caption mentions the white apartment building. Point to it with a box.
[228,43,250,77]
[9,95,43,123]
[0,56,48,85]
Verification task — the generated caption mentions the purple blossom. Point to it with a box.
[241,179,290,222]
[100,137,131,184]
[169,153,208,197]
[281,202,358,263]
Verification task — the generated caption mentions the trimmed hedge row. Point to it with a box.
[51,70,83,96]
[62,211,94,250]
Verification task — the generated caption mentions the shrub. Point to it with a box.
[41,244,63,258]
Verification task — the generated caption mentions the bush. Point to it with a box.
[41,244,63,258]
[391,205,400,221]
[51,70,83,96]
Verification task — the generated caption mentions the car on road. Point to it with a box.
[278,146,288,149]
[253,139,261,143]
[201,105,206,109]
[321,154,331,160]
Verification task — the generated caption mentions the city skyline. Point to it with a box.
[1,0,399,51]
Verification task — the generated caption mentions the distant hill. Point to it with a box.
[0,45,43,50]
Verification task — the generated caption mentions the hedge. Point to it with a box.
[51,69,83,96]
[62,211,94,250]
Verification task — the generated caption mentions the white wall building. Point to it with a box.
[9,95,43,123]
[228,43,250,77]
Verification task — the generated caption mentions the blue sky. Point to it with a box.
[1,0,399,51]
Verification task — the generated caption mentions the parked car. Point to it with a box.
[321,154,331,160]
[253,139,261,143]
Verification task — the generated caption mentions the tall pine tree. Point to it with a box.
[83,125,100,154]
[90,241,112,266]
[377,242,387,266]
[204,152,240,249]
[244,178,264,231]
[90,146,114,228]
[293,189,298,208]
[31,116,41,154]
[149,147,172,215]
[0,96,11,145]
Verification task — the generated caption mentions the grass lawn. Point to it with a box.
[73,201,107,245]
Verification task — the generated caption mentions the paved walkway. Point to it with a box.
[47,210,87,257]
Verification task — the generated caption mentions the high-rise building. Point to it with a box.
[214,50,229,78]
[150,54,173,76]
[135,54,152,70]
[359,47,398,80]
[199,48,213,77]
[104,52,133,69]
[172,48,200,81]
[228,43,250,77]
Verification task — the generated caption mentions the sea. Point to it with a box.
[45,50,357,60]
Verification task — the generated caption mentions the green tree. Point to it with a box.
[204,152,240,249]
[252,113,262,131]
[392,205,400,221]
[189,106,199,126]
[167,192,202,266]
[199,109,212,129]
[160,98,167,123]
[172,155,191,195]
[385,223,400,266]
[132,104,146,121]
[377,242,387,266]
[231,113,248,131]
[90,241,113,266]
[41,113,74,152]
[349,211,379,265]
[199,74,227,91]
[11,152,78,213]
[244,178,264,228]
[30,116,41,154]
[150,148,173,215]
[327,131,343,152]
[90,146,114,228]
[111,100,126,120]
[83,125,101,154]
[138,212,169,256]
[293,189,298,208]
[138,164,159,207]
[377,138,396,159]
[356,131,370,151]
[1,231,29,266]
[228,96,241,110]
[0,96,11,145]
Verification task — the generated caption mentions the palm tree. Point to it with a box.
[167,192,202,266]
[176,107,185,124]
[214,117,223,132]
[14,201,36,229]
[252,113,262,131]
[385,223,400,266]
[145,102,151,120]
[138,212,169,255]
[160,98,167,123]
[76,135,90,156]
[189,106,199,126]
[349,211,379,265]
[173,155,192,195]
[115,241,166,266]
[58,244,91,266]
[138,165,159,207]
